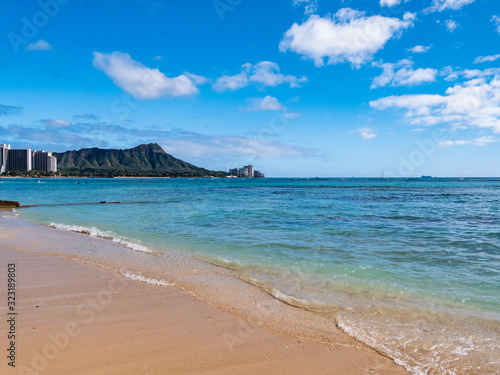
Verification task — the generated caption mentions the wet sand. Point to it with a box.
[0,216,408,374]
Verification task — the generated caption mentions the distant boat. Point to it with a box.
[420,175,435,179]
[382,169,386,179]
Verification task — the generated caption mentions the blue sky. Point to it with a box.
[1,0,499,177]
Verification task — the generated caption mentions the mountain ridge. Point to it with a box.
[53,143,225,177]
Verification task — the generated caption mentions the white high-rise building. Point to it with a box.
[1,144,11,174]
[228,164,261,178]
[48,154,57,173]
[0,144,57,173]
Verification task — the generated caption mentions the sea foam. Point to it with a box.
[49,222,155,254]
[121,271,175,286]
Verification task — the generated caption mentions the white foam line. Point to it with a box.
[271,288,310,307]
[121,271,175,286]
[49,222,156,254]
[337,317,427,375]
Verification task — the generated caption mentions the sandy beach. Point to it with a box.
[0,212,409,375]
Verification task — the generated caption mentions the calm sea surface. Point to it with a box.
[2,177,499,374]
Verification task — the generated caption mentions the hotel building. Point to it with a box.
[228,165,264,178]
[0,144,57,173]
[0,144,9,174]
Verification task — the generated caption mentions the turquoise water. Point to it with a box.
[2,177,500,374]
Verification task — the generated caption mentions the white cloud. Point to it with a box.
[440,66,500,81]
[183,72,209,85]
[153,56,162,61]
[380,0,401,7]
[212,72,248,92]
[243,96,285,111]
[212,61,306,92]
[370,94,446,111]
[240,96,299,119]
[279,8,415,67]
[292,0,318,15]
[92,51,199,99]
[26,40,52,51]
[3,120,315,163]
[492,15,500,34]
[437,136,498,148]
[474,136,498,145]
[370,73,500,133]
[371,60,438,89]
[474,54,500,64]
[41,119,72,128]
[440,66,460,81]
[162,136,308,159]
[437,139,469,147]
[284,112,300,119]
[350,127,378,140]
[445,19,458,32]
[249,61,307,87]
[407,45,431,53]
[428,0,475,12]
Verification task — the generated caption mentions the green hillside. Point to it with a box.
[53,143,225,177]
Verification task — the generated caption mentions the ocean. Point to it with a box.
[1,177,499,374]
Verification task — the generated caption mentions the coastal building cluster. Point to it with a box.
[228,165,264,178]
[0,144,57,173]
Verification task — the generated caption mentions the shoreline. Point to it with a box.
[0,211,409,374]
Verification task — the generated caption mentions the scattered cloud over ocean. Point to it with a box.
[370,73,500,133]
[492,15,500,34]
[474,54,500,64]
[26,40,52,51]
[437,136,498,148]
[212,61,306,92]
[407,45,432,54]
[292,0,318,15]
[279,9,415,67]
[428,0,476,12]
[350,127,378,140]
[242,96,285,111]
[380,0,401,8]
[371,60,438,88]
[92,51,202,99]
[446,19,458,32]
[0,121,317,169]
